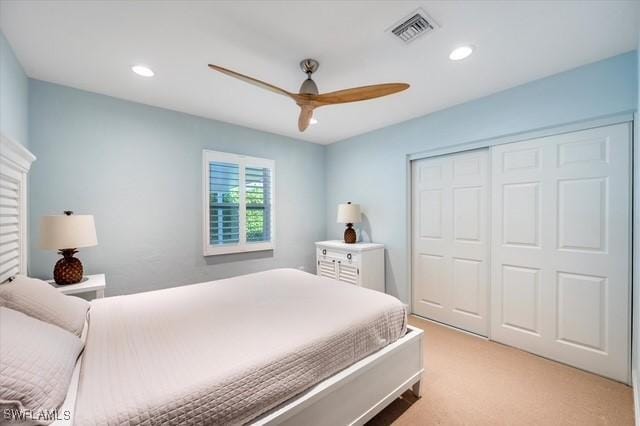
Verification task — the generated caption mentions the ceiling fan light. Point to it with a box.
[310,118,318,125]
[449,45,473,61]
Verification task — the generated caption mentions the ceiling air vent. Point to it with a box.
[389,9,437,44]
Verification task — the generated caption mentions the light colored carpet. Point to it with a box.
[367,315,634,426]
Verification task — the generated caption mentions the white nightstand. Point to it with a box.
[315,241,385,293]
[49,274,106,300]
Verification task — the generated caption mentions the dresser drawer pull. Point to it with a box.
[322,249,327,255]
[347,253,352,260]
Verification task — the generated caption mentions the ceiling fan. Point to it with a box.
[208,59,409,132]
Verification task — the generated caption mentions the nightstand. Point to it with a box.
[49,274,106,300]
[315,241,385,292]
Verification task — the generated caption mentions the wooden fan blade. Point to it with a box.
[308,83,409,106]
[208,64,294,98]
[298,106,314,132]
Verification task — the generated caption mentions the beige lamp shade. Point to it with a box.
[337,202,361,224]
[40,214,98,250]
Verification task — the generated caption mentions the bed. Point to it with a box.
[60,269,422,425]
[0,134,424,425]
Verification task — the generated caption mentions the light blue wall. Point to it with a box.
[326,51,638,303]
[28,80,325,296]
[633,30,640,390]
[0,31,28,147]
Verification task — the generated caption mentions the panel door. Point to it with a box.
[491,123,631,382]
[412,149,490,336]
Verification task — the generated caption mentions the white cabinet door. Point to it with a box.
[337,262,358,285]
[317,259,336,279]
[491,123,631,382]
[412,149,490,336]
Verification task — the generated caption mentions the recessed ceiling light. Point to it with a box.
[131,65,154,77]
[310,118,318,125]
[449,46,473,61]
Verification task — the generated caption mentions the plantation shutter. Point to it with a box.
[245,166,272,243]
[209,162,240,245]
[203,151,274,255]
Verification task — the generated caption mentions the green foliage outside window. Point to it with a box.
[210,183,269,243]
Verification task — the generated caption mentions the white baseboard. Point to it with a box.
[409,314,488,340]
[633,369,639,426]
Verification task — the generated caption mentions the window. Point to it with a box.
[203,150,274,255]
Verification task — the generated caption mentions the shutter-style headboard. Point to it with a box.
[0,133,36,283]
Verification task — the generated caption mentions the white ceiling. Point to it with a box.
[1,0,638,144]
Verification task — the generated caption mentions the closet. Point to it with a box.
[411,122,631,382]
[411,149,490,336]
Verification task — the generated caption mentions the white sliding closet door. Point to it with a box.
[412,150,490,336]
[491,123,631,382]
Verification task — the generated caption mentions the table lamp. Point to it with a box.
[337,202,361,244]
[40,211,98,285]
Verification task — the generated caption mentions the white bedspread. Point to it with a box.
[74,269,407,425]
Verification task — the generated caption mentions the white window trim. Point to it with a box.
[202,150,275,256]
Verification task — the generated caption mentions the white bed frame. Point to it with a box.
[0,133,35,282]
[253,325,424,426]
[2,134,424,426]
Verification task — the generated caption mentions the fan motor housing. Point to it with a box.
[299,78,319,95]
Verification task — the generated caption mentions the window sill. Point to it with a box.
[203,242,274,256]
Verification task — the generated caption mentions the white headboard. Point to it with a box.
[0,133,35,283]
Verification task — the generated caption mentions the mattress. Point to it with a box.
[74,268,407,425]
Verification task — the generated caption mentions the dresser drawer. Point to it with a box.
[316,247,360,264]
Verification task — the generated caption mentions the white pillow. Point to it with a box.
[0,307,84,425]
[0,275,89,336]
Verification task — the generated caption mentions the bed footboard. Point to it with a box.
[253,324,425,426]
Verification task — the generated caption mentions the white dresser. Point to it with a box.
[315,240,385,293]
